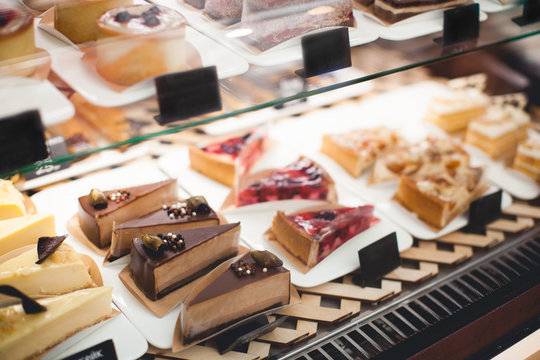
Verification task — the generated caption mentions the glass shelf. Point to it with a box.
[1,2,540,179]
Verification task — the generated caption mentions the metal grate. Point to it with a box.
[284,229,540,360]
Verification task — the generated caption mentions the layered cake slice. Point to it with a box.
[181,250,290,343]
[465,105,530,160]
[0,236,94,302]
[96,4,186,86]
[110,196,219,260]
[321,127,404,178]
[395,163,485,229]
[370,136,469,184]
[189,130,267,187]
[0,214,55,256]
[271,205,379,267]
[372,0,471,24]
[77,179,178,248]
[0,286,112,360]
[241,0,355,51]
[204,0,243,24]
[235,157,335,207]
[514,131,540,182]
[130,223,240,300]
[0,180,26,220]
[0,4,37,76]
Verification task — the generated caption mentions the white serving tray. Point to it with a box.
[357,8,487,41]
[0,75,74,126]
[150,0,378,66]
[35,13,249,107]
[475,0,520,13]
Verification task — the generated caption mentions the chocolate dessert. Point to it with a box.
[372,0,471,24]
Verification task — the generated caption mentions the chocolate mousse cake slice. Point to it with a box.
[181,250,290,343]
[78,179,178,248]
[110,196,219,260]
[130,223,240,301]
[372,0,471,24]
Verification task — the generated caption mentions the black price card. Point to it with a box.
[354,232,400,287]
[513,0,540,25]
[60,339,117,360]
[0,110,48,175]
[434,3,479,46]
[300,27,352,78]
[154,66,222,125]
[463,190,502,234]
[24,136,70,180]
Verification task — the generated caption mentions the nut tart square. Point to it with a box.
[0,286,113,360]
[513,130,540,182]
[370,136,470,185]
[77,179,178,249]
[108,195,219,262]
[270,204,379,268]
[129,223,240,301]
[178,250,290,347]
[394,164,487,229]
[234,157,336,207]
[189,129,267,188]
[321,127,404,178]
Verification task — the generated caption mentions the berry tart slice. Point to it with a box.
[235,157,336,207]
[271,205,379,268]
[189,130,267,187]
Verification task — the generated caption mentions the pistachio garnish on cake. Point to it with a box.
[109,195,219,260]
[181,250,290,343]
[130,223,240,301]
[77,179,178,248]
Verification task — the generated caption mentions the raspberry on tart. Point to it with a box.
[189,130,267,187]
[271,205,379,268]
[235,157,335,207]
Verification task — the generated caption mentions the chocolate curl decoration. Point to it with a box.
[36,235,67,264]
[0,285,47,314]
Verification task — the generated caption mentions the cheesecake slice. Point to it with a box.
[271,205,379,267]
[0,214,55,256]
[0,240,93,302]
[78,179,178,248]
[130,222,240,300]
[0,180,26,220]
[181,250,290,343]
[235,157,335,207]
[110,196,219,260]
[0,286,112,360]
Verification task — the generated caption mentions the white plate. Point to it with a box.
[0,75,74,126]
[475,0,519,13]
[221,198,413,287]
[358,8,487,41]
[150,0,378,66]
[35,19,248,107]
[47,306,148,360]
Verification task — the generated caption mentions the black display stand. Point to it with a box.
[434,3,480,46]
[512,0,540,25]
[462,190,503,235]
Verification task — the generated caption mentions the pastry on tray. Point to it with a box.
[184,0,205,9]
[241,0,355,51]
[204,0,243,24]
[0,179,26,220]
[271,205,379,267]
[370,136,470,184]
[513,131,540,182]
[465,103,530,160]
[0,214,55,256]
[321,127,404,178]
[0,236,94,302]
[189,130,267,187]
[0,286,112,360]
[54,0,133,43]
[235,157,336,207]
[395,162,486,229]
[371,0,472,24]
[96,4,187,86]
[110,195,219,260]
[130,223,240,300]
[77,179,178,248]
[181,250,290,343]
